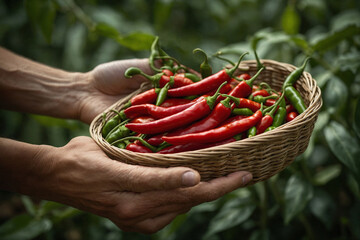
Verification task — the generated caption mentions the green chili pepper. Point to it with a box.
[247,126,257,138]
[149,36,162,73]
[102,114,120,138]
[114,141,126,149]
[284,86,307,114]
[272,106,286,127]
[253,95,277,103]
[111,136,157,152]
[105,125,131,144]
[232,108,254,116]
[193,48,212,79]
[265,126,276,132]
[283,57,311,88]
[155,82,170,106]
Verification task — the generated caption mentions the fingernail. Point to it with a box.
[242,173,253,185]
[182,171,198,187]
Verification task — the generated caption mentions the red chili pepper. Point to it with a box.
[160,98,192,107]
[125,82,227,134]
[162,69,174,76]
[124,98,201,119]
[221,94,261,112]
[125,143,153,153]
[129,88,159,106]
[228,67,264,98]
[167,53,248,97]
[158,137,236,154]
[159,75,193,88]
[220,115,247,126]
[237,73,251,80]
[162,110,263,145]
[155,97,234,141]
[252,89,270,97]
[130,116,155,124]
[286,111,298,122]
[265,98,276,106]
[255,114,273,134]
[286,104,296,114]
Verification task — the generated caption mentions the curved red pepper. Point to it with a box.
[125,82,226,135]
[130,88,158,106]
[228,67,264,98]
[252,89,270,97]
[162,110,263,145]
[126,143,153,153]
[159,75,193,88]
[158,138,236,154]
[124,99,199,119]
[255,114,273,134]
[160,98,192,107]
[167,53,247,97]
[130,116,155,124]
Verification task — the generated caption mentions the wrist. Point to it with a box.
[0,138,57,197]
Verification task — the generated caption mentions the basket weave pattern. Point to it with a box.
[90,60,322,184]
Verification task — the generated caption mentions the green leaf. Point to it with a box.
[323,76,348,115]
[281,4,300,35]
[0,214,52,240]
[324,121,360,179]
[284,175,313,224]
[313,164,342,186]
[311,24,360,53]
[95,22,122,39]
[309,189,336,229]
[21,196,37,217]
[354,98,360,139]
[25,0,56,43]
[204,196,256,238]
[117,32,155,51]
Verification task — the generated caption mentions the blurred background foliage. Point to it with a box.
[1,0,360,239]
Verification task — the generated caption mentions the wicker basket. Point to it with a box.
[90,59,322,184]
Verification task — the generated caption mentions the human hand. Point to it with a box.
[33,136,252,234]
[77,58,153,124]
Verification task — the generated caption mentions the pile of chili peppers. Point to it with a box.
[101,37,310,154]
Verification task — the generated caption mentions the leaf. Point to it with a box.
[117,32,155,51]
[354,98,360,139]
[313,164,342,186]
[0,214,52,240]
[309,189,337,229]
[21,196,36,217]
[281,4,300,35]
[323,76,348,115]
[284,175,313,224]
[25,0,56,43]
[324,121,360,179]
[204,197,256,238]
[154,0,174,31]
[95,22,122,39]
[311,24,360,53]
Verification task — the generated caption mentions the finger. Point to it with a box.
[132,171,253,206]
[113,163,201,192]
[110,191,192,223]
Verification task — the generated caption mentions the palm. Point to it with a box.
[79,58,153,124]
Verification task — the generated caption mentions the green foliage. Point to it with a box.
[1,0,360,239]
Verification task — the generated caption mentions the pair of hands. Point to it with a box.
[41,58,252,234]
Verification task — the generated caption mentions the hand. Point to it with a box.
[77,58,153,124]
[35,136,252,234]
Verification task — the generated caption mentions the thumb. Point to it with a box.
[116,163,201,192]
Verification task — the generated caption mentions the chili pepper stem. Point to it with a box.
[225,52,249,78]
[206,81,228,109]
[111,136,157,152]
